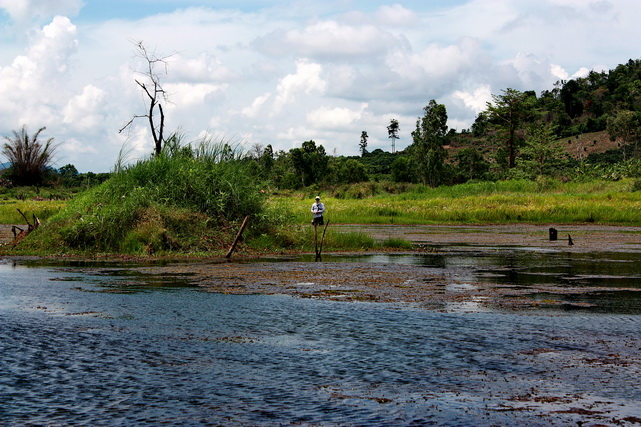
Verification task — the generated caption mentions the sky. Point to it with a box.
[0,0,639,172]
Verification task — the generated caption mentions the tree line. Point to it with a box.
[243,57,641,189]
[3,57,641,191]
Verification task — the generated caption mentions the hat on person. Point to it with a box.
[315,196,320,200]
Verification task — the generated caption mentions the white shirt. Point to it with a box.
[311,201,325,218]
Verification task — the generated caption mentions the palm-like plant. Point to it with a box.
[2,125,58,185]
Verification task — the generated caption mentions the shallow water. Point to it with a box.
[289,248,641,314]
[1,255,640,425]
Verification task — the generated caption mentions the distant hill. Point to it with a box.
[447,130,618,161]
[446,58,641,162]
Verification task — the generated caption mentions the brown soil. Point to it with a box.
[340,223,641,253]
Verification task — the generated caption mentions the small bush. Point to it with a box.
[380,237,413,249]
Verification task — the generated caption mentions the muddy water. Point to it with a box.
[1,256,640,426]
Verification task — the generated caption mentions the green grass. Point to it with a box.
[245,223,411,253]
[0,199,66,223]
[6,176,641,256]
[270,178,641,226]
[12,138,272,255]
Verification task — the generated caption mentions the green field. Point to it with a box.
[270,179,641,226]
[4,178,641,227]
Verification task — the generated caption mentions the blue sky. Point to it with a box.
[0,0,639,172]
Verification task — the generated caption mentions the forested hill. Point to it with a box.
[529,58,638,137]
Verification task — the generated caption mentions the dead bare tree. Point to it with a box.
[119,41,175,155]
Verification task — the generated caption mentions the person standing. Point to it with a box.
[311,196,325,226]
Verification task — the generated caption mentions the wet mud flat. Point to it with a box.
[344,223,641,253]
[120,224,641,311]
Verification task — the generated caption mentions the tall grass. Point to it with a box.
[271,179,641,225]
[21,138,268,254]
[246,223,385,252]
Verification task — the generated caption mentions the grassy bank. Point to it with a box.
[4,177,641,256]
[8,140,272,256]
[272,179,641,226]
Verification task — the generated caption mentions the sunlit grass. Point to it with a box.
[269,179,641,226]
[0,199,66,224]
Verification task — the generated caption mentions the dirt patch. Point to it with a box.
[0,224,18,243]
[338,223,641,253]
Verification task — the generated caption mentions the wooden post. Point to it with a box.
[314,223,319,260]
[316,220,330,262]
[226,215,250,259]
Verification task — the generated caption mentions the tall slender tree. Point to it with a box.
[387,119,399,153]
[359,131,368,156]
[485,88,537,169]
[410,100,448,187]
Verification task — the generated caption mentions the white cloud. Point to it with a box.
[0,16,77,89]
[387,37,484,81]
[572,67,591,79]
[242,93,272,118]
[170,53,237,83]
[0,0,82,25]
[550,64,569,80]
[453,85,493,114]
[374,4,419,26]
[307,103,368,129]
[63,85,108,132]
[2,1,641,171]
[273,60,327,113]
[165,83,225,108]
[252,20,401,60]
[0,16,78,127]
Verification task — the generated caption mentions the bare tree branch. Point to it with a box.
[119,40,175,155]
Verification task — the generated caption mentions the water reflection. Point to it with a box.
[282,248,641,314]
